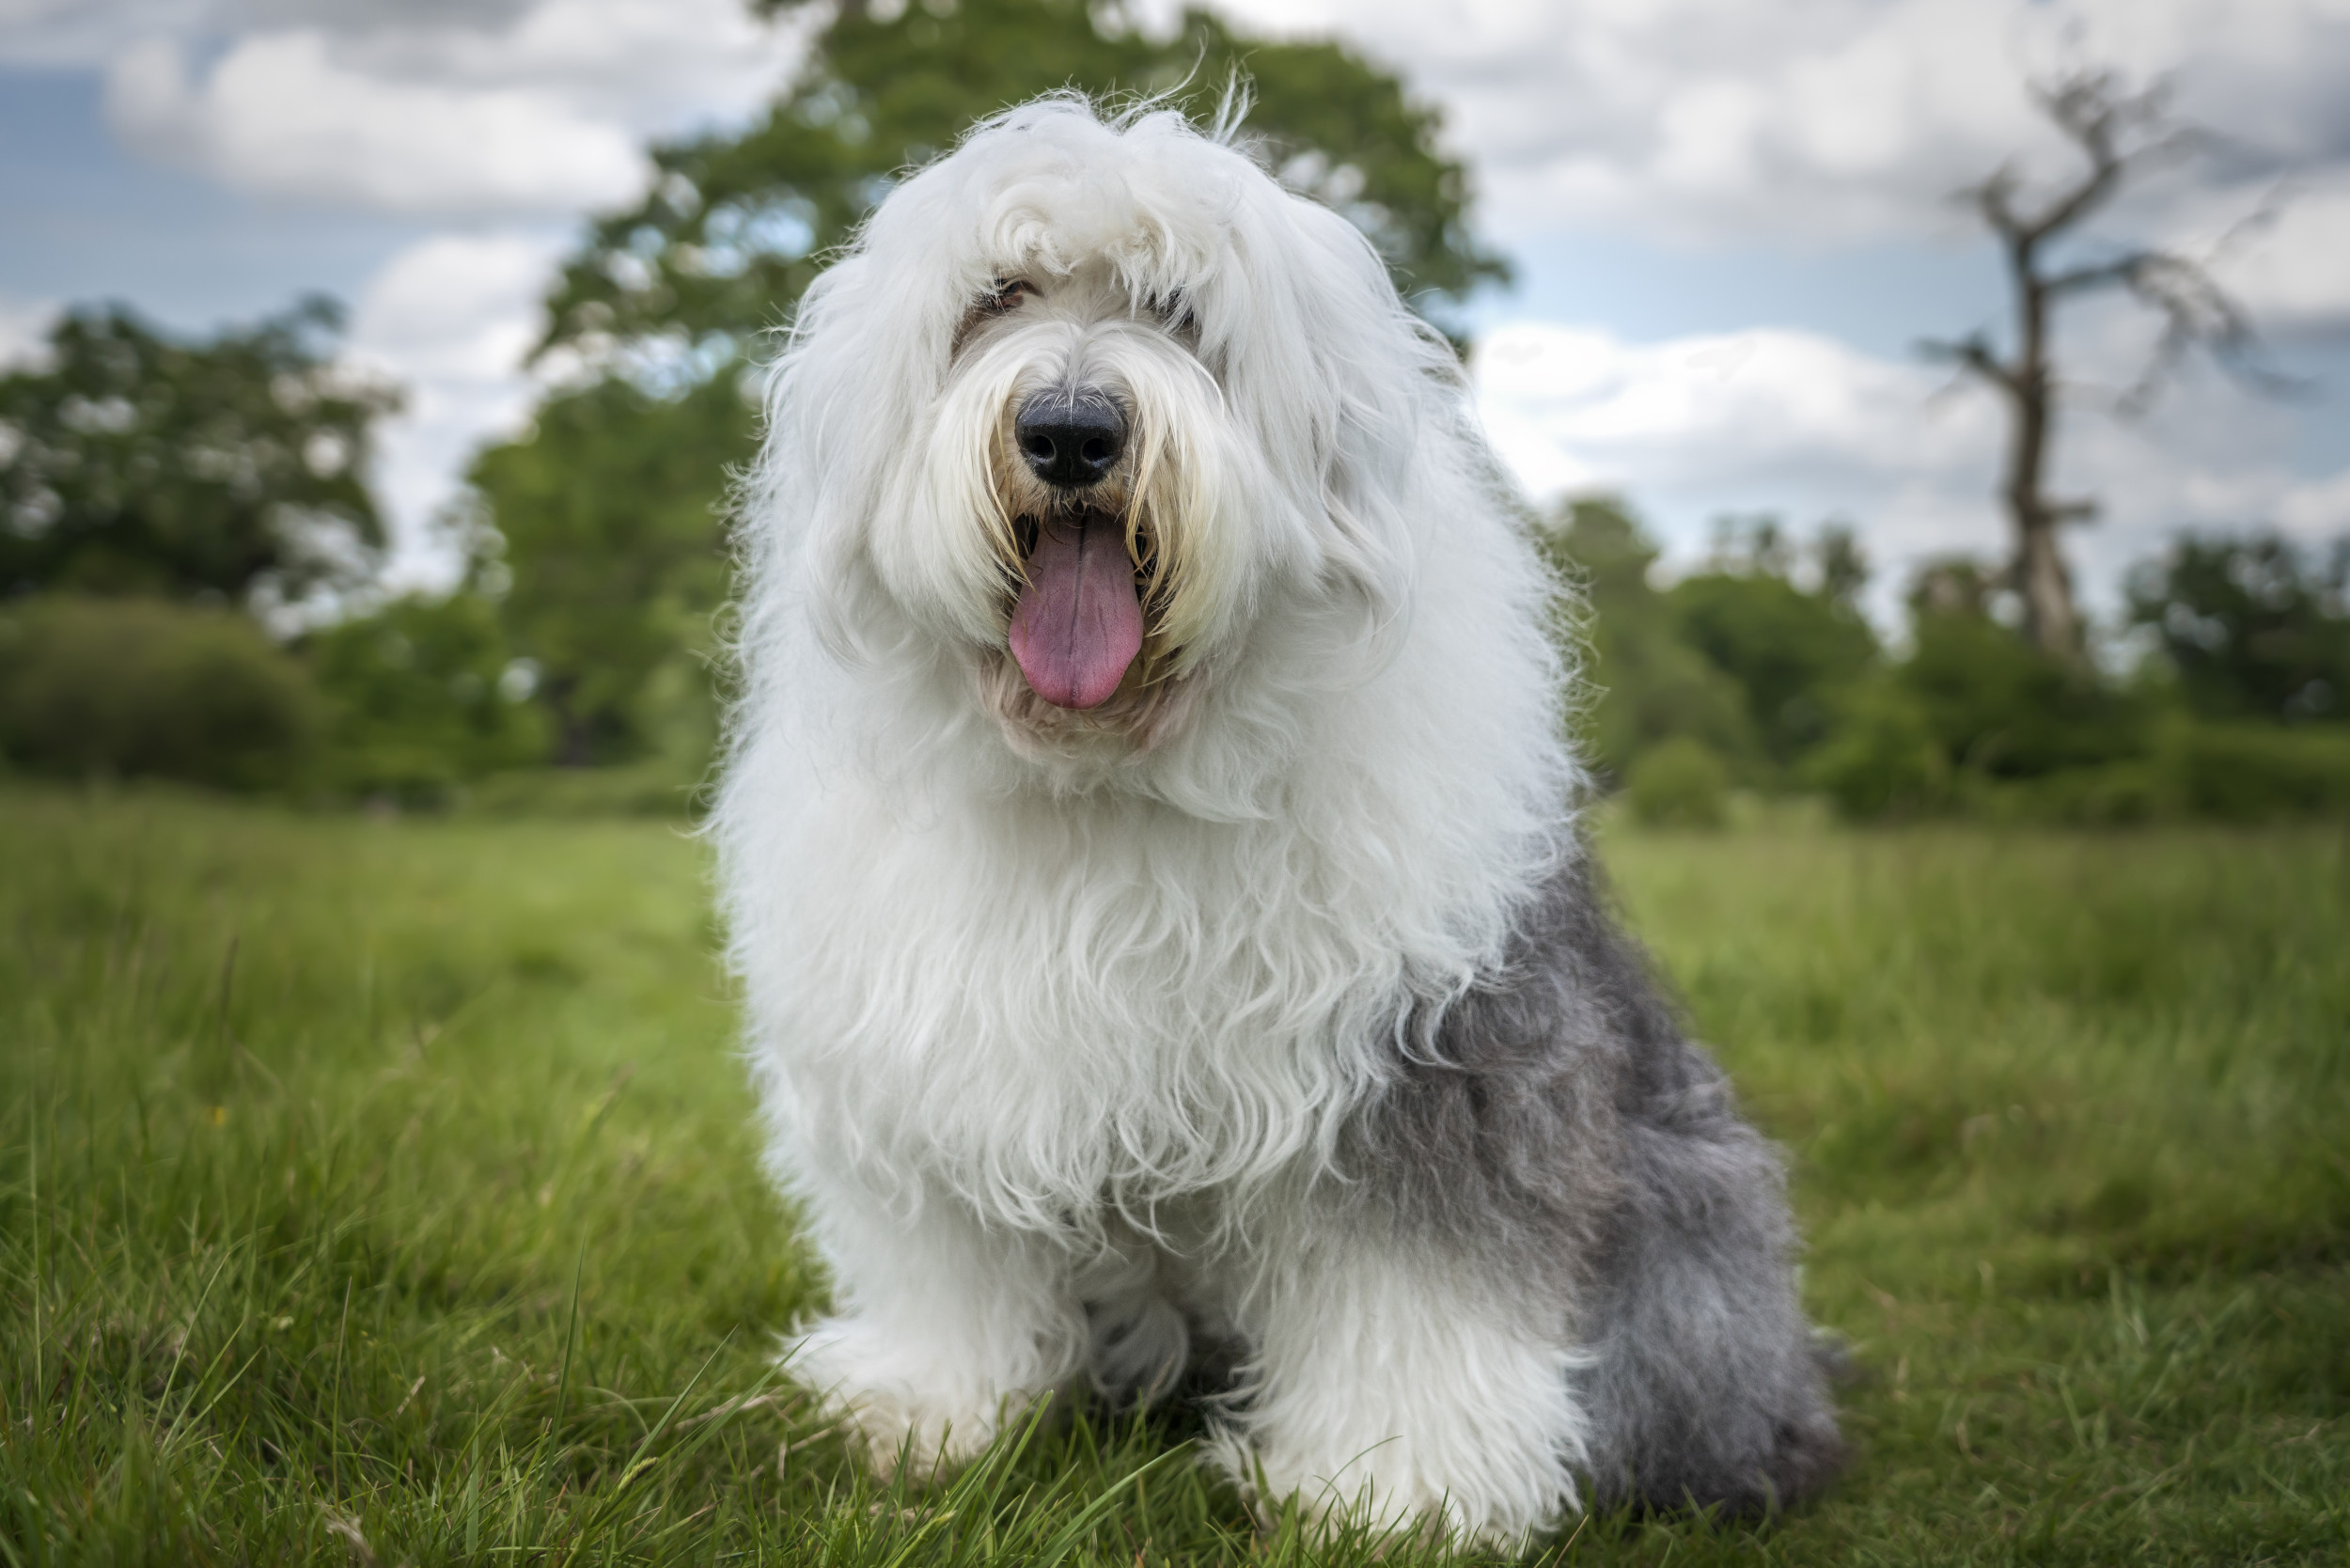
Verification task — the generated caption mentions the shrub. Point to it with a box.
[1902,611,2151,777]
[1536,498,1758,784]
[2126,529,2350,724]
[463,760,701,818]
[1807,683,1950,820]
[1969,760,2172,826]
[2167,722,2350,822]
[1624,735,1731,828]
[306,592,548,805]
[1668,566,1877,768]
[0,595,321,791]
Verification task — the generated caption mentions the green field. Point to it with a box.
[2,789,2343,1565]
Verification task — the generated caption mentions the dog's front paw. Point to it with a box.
[1206,1425,1566,1552]
[826,1387,1001,1482]
[787,1316,1039,1482]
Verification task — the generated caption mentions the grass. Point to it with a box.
[1,785,2343,1565]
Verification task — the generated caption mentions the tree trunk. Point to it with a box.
[2001,239,2084,663]
[2013,510,2079,659]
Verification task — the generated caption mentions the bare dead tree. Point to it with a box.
[1924,70,2289,664]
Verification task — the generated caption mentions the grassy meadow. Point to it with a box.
[1,786,2344,1565]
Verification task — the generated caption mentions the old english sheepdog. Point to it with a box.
[714,97,1844,1544]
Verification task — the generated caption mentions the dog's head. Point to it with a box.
[758,96,1457,768]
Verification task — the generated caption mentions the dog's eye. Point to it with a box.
[982,279,1036,313]
[1152,290,1197,334]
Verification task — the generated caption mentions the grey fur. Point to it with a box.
[1074,839,1845,1517]
[1337,844,1846,1515]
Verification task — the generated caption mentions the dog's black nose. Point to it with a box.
[1014,390,1126,490]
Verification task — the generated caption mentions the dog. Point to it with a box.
[713,95,1843,1545]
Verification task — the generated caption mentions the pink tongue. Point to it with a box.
[1009,516,1144,710]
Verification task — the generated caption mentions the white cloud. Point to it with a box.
[2276,467,2350,536]
[1476,321,1998,565]
[344,230,567,586]
[49,0,798,579]
[94,0,801,218]
[2210,176,2350,325]
[1229,0,2350,270]
[0,0,200,67]
[0,294,57,368]
[1473,316,2350,614]
[106,32,651,214]
[360,0,802,127]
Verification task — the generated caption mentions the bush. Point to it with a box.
[1624,735,1731,828]
[462,761,702,819]
[0,595,321,791]
[1536,499,1758,784]
[306,592,548,805]
[1967,760,2170,826]
[2126,530,2350,724]
[1902,612,2151,777]
[1668,567,1877,768]
[1807,683,1950,820]
[2168,722,2350,822]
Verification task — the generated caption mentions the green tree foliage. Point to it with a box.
[1900,591,2153,780]
[540,0,1505,365]
[1530,499,2350,823]
[470,375,754,765]
[1667,516,1880,769]
[1534,496,1754,782]
[1801,543,2350,823]
[306,592,550,802]
[0,595,321,790]
[2126,529,2350,725]
[1803,682,1952,820]
[2167,721,2350,821]
[1538,500,1878,786]
[1624,734,1731,828]
[0,298,397,606]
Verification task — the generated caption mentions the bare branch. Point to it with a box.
[2116,252,2311,413]
[1958,166,2027,241]
[2205,178,2296,266]
[2011,71,2197,246]
[2042,255,2152,297]
[1918,332,2020,396]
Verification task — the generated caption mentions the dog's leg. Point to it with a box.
[1214,1224,1587,1546]
[787,1170,1086,1479]
[1574,1106,1847,1515]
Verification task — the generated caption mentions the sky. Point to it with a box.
[4,0,2347,622]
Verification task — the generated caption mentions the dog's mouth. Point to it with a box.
[1007,508,1150,711]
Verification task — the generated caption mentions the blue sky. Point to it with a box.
[4,0,2346,620]
[3,71,429,325]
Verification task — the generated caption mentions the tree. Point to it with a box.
[1667,518,1879,769]
[1898,600,2150,778]
[1534,496,1754,782]
[0,298,397,609]
[538,0,1507,368]
[471,374,756,766]
[306,590,551,800]
[1923,71,2284,664]
[2127,529,2350,724]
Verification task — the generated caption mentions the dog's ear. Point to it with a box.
[1201,180,1443,643]
[752,210,985,666]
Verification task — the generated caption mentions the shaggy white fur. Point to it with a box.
[716,95,1591,1544]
